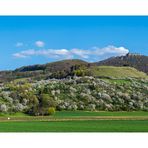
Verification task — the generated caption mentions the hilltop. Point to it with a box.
[94,53,148,74]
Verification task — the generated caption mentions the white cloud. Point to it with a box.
[16,42,23,47]
[93,46,129,56]
[13,45,129,61]
[71,48,91,59]
[13,53,26,58]
[13,49,35,58]
[35,41,45,47]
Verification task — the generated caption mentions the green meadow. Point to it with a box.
[0,111,148,132]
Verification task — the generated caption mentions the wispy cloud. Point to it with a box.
[13,45,129,61]
[35,41,45,47]
[16,42,24,47]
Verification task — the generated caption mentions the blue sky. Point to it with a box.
[0,16,148,70]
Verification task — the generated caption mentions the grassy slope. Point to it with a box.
[91,66,147,78]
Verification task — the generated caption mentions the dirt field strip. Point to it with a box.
[0,116,148,122]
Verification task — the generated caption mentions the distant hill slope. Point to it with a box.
[0,54,147,83]
[89,66,147,78]
[0,59,88,82]
[94,53,148,74]
[14,59,88,79]
[15,59,88,72]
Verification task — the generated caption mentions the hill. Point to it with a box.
[94,53,148,74]
[0,53,147,83]
[0,56,147,115]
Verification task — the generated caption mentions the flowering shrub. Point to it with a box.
[0,104,7,112]
[0,76,147,114]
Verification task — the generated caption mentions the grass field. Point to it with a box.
[0,120,148,132]
[0,111,148,132]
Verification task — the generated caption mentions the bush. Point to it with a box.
[0,104,7,112]
[48,107,56,115]
[14,103,24,112]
